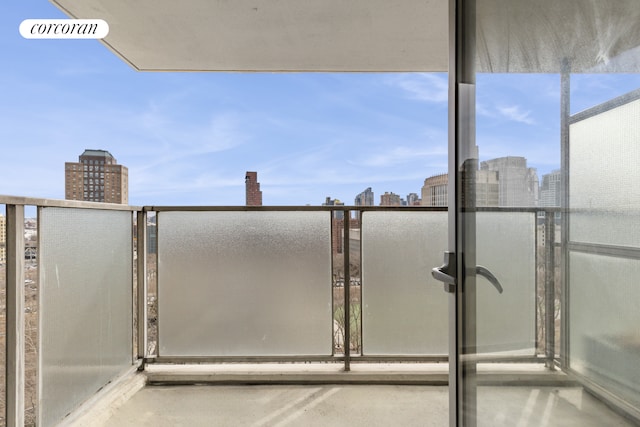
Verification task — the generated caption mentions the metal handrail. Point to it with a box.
[0,194,141,211]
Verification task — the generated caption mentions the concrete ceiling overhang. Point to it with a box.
[51,0,640,73]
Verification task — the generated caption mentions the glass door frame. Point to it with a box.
[445,0,640,424]
[446,3,595,425]
[447,0,477,425]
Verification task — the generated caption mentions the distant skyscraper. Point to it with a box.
[539,169,561,207]
[245,171,263,206]
[323,197,344,219]
[380,192,402,206]
[65,149,128,204]
[406,193,420,206]
[354,187,374,207]
[475,170,500,207]
[480,156,538,207]
[323,197,346,253]
[421,171,499,207]
[421,173,448,206]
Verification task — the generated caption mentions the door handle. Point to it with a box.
[475,265,503,294]
[432,253,504,294]
[432,251,457,293]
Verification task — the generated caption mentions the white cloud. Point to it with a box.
[117,108,248,175]
[497,105,535,124]
[388,73,448,104]
[476,103,496,118]
[356,146,447,168]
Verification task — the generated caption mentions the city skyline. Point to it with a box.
[3,2,640,208]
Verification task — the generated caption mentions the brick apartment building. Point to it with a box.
[245,171,263,206]
[65,149,128,204]
[380,191,402,206]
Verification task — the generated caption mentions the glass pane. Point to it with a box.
[570,92,640,247]
[569,252,640,408]
[465,0,640,424]
[476,212,536,355]
[568,90,640,410]
[39,208,133,427]
[361,211,448,355]
[157,211,332,356]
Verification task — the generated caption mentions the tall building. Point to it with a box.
[245,171,263,206]
[322,197,346,254]
[475,170,500,207]
[0,214,5,264]
[421,173,448,206]
[539,169,561,207]
[354,187,374,207]
[65,149,128,204]
[406,193,420,206]
[421,171,499,207]
[380,192,402,206]
[480,156,538,207]
[323,197,345,219]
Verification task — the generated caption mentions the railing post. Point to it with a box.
[6,204,25,426]
[544,211,556,370]
[343,210,350,372]
[560,61,571,370]
[137,210,148,362]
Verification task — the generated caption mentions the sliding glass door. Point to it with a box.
[439,0,640,425]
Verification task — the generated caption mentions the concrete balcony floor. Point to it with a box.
[65,364,636,427]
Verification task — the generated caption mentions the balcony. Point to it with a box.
[1,196,638,426]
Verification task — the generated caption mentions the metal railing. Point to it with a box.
[139,205,558,367]
[0,195,561,426]
[0,196,140,427]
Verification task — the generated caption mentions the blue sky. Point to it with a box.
[2,2,640,207]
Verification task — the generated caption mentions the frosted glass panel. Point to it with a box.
[476,212,536,354]
[569,252,640,407]
[361,211,535,356]
[570,96,640,247]
[157,211,332,356]
[361,211,448,355]
[39,208,133,427]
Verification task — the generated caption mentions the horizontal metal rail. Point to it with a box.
[145,205,563,214]
[144,205,448,212]
[0,193,565,214]
[568,241,640,260]
[146,354,548,365]
[149,356,344,364]
[0,194,141,211]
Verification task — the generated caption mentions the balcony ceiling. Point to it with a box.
[51,0,640,73]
